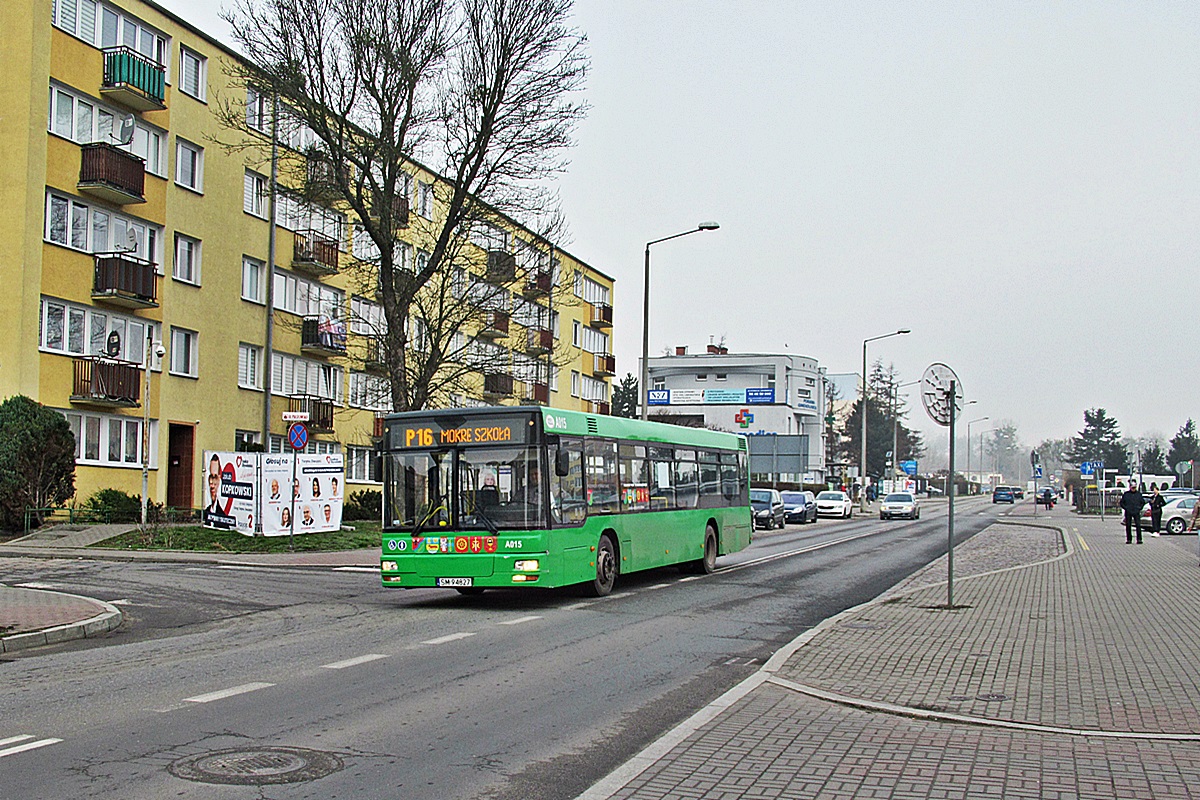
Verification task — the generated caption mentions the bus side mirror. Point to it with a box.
[555,448,571,477]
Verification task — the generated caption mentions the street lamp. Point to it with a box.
[966,415,988,494]
[640,221,720,420]
[860,329,910,505]
[141,331,165,525]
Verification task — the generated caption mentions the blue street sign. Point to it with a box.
[1035,466,1043,478]
[288,422,308,451]
[901,460,918,476]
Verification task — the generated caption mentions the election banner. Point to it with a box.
[203,452,345,537]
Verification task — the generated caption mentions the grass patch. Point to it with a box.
[93,521,382,554]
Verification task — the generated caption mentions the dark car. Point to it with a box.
[750,489,786,530]
[780,491,817,524]
[1011,486,1025,499]
[992,487,1015,504]
[1034,488,1056,507]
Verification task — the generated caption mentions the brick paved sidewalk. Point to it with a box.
[0,585,122,653]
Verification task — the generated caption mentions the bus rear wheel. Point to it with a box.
[589,534,617,597]
[698,525,718,574]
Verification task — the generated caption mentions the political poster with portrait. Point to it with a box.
[201,452,258,534]
[260,453,298,536]
[294,453,344,534]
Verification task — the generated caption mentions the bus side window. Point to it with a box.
[649,446,675,510]
[674,449,699,509]
[619,443,649,512]
[698,450,722,509]
[585,439,620,514]
[553,438,586,526]
[720,453,740,500]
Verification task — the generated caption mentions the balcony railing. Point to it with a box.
[288,395,335,432]
[101,46,166,111]
[306,155,348,202]
[523,270,552,297]
[486,250,517,283]
[292,230,340,276]
[92,252,158,308]
[364,337,388,373]
[526,382,550,405]
[71,357,140,407]
[594,352,616,376]
[483,373,514,398]
[526,327,553,354]
[301,315,347,356]
[590,400,611,416]
[591,302,613,328]
[478,310,510,339]
[372,413,386,440]
[78,143,145,204]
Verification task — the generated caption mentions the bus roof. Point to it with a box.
[382,406,746,452]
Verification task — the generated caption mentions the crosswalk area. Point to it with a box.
[0,733,63,760]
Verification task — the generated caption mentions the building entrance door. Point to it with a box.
[167,423,195,509]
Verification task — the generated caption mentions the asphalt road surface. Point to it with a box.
[0,497,1001,800]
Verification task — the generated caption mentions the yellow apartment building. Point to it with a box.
[0,0,615,511]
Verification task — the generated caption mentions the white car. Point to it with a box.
[815,490,853,518]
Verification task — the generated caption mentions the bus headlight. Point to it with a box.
[381,561,399,572]
[513,560,540,572]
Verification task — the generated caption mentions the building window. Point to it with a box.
[170,327,198,377]
[63,410,150,467]
[55,1,168,69]
[573,273,611,306]
[179,46,206,100]
[242,256,265,304]
[175,138,203,192]
[652,378,665,390]
[48,83,165,175]
[349,372,390,411]
[416,180,433,218]
[238,343,262,390]
[39,297,155,364]
[270,436,340,455]
[244,170,267,218]
[172,233,201,284]
[570,370,580,398]
[347,446,380,483]
[273,270,343,318]
[235,430,261,451]
[696,374,708,381]
[44,191,161,263]
[716,374,727,381]
[246,86,268,132]
[350,296,385,336]
[270,352,343,403]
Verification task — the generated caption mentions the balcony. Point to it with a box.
[288,395,335,433]
[292,230,340,276]
[483,373,514,399]
[363,337,388,373]
[590,302,613,329]
[306,155,347,203]
[589,400,611,416]
[525,382,550,405]
[100,46,166,111]
[523,270,552,298]
[593,352,616,377]
[486,250,517,283]
[78,143,145,205]
[367,195,410,231]
[71,357,140,408]
[525,327,553,355]
[92,253,158,308]
[301,315,347,357]
[478,310,509,339]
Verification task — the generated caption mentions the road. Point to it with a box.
[0,497,1001,800]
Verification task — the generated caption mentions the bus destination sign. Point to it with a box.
[391,413,534,449]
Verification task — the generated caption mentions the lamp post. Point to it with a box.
[640,221,720,420]
[966,415,988,495]
[141,331,165,525]
[860,329,910,506]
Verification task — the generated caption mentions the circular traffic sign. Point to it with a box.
[920,363,963,427]
[288,422,309,451]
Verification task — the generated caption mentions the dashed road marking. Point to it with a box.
[183,682,275,704]
[0,735,64,759]
[333,566,381,573]
[420,632,476,645]
[14,582,64,590]
[1077,534,1090,551]
[322,654,388,670]
[498,615,543,626]
[561,602,594,610]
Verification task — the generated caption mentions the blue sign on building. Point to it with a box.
[745,388,775,404]
[647,389,670,406]
[901,460,918,476]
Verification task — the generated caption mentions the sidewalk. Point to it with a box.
[581,506,1200,800]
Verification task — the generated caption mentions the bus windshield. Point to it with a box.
[386,445,546,531]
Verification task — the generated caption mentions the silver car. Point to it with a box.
[1141,495,1197,535]
[879,492,920,520]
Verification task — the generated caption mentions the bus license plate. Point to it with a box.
[437,578,473,587]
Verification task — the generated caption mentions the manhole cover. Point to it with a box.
[976,693,1009,702]
[169,747,343,785]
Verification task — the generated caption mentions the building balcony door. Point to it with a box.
[167,424,195,509]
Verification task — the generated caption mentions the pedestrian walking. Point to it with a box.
[1189,499,1200,532]
[1119,481,1146,544]
[1148,486,1166,537]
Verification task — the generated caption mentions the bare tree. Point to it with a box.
[219,0,589,411]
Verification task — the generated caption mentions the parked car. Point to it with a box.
[880,492,920,520]
[780,491,818,524]
[1141,495,1197,535]
[1012,486,1025,499]
[1034,487,1056,507]
[815,490,853,518]
[992,487,1015,504]
[750,488,786,530]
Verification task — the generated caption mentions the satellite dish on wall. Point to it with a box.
[121,228,138,252]
[117,114,135,145]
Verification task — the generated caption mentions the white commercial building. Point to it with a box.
[644,345,828,483]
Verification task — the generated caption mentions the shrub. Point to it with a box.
[344,489,382,521]
[0,395,77,531]
[81,488,163,523]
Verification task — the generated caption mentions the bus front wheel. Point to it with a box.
[590,534,618,597]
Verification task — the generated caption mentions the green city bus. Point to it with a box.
[380,406,752,596]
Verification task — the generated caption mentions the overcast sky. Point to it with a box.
[165,1,1200,451]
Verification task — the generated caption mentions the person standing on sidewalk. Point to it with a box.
[1148,486,1166,536]
[1120,482,1146,544]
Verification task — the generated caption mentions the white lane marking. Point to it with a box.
[561,602,594,610]
[322,654,388,670]
[0,735,34,747]
[498,615,543,626]
[183,682,275,704]
[645,583,672,591]
[109,599,132,606]
[0,738,63,759]
[678,576,704,583]
[722,531,881,573]
[333,566,381,572]
[420,632,476,645]
[15,582,63,590]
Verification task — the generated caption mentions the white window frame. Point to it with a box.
[246,86,268,132]
[270,351,344,404]
[416,180,434,218]
[350,296,385,336]
[48,83,166,176]
[54,1,169,70]
[44,191,161,264]
[272,269,344,318]
[169,326,198,378]
[172,232,201,285]
[244,170,267,218]
[349,372,390,411]
[346,445,380,483]
[238,343,262,390]
[62,409,155,468]
[574,273,611,306]
[175,137,203,192]
[241,256,265,304]
[39,296,157,365]
[179,45,206,101]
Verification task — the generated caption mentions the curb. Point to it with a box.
[0,591,123,654]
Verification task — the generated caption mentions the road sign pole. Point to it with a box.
[947,380,956,610]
